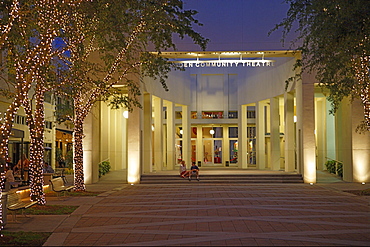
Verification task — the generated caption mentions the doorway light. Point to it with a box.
[210,129,215,135]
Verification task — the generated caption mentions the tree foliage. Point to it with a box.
[52,0,208,190]
[270,0,370,132]
[0,0,86,205]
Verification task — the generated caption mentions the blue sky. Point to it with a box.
[174,0,297,52]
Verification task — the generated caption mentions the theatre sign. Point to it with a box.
[173,59,275,68]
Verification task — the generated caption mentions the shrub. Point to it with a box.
[99,161,111,178]
[325,160,336,174]
[337,162,343,178]
[324,160,343,178]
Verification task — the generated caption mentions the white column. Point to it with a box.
[122,109,128,170]
[153,97,163,171]
[82,108,93,184]
[351,98,370,183]
[336,97,353,182]
[127,92,142,184]
[284,92,295,172]
[182,105,191,165]
[166,101,175,170]
[315,98,327,170]
[142,93,152,173]
[270,97,280,170]
[297,72,316,183]
[196,126,203,166]
[326,98,336,162]
[223,126,229,166]
[239,105,247,168]
[83,103,100,184]
[256,101,266,170]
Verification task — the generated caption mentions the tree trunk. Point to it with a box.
[73,118,85,191]
[24,89,46,204]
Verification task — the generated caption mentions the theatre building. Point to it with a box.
[83,50,370,185]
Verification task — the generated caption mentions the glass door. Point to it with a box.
[214,140,222,164]
[202,126,223,166]
[203,139,213,165]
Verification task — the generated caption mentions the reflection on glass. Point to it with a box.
[229,127,238,138]
[213,127,223,138]
[191,140,196,163]
[202,111,224,119]
[176,140,182,163]
[229,140,238,163]
[214,140,222,163]
[203,140,212,164]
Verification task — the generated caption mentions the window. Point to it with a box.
[228,111,238,119]
[45,121,53,129]
[175,111,182,119]
[15,115,26,125]
[202,111,224,119]
[229,127,238,138]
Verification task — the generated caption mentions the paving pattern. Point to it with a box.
[46,183,370,246]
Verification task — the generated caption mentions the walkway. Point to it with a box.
[4,170,370,246]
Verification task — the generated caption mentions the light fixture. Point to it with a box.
[180,129,183,135]
[361,182,366,185]
[123,111,128,119]
[309,183,314,185]
[210,129,215,135]
[294,116,297,123]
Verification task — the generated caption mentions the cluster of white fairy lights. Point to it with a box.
[71,15,147,190]
[353,54,370,130]
[0,0,90,228]
[0,112,5,233]
[0,0,19,43]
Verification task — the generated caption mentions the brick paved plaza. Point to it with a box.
[42,182,370,246]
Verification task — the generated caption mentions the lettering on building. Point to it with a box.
[173,59,275,68]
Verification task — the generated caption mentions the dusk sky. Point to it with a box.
[174,0,297,52]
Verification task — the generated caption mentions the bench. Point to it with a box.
[52,168,68,184]
[7,190,38,222]
[49,177,75,197]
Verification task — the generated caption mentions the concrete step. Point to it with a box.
[140,174,304,184]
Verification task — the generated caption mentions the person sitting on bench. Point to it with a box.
[189,162,199,181]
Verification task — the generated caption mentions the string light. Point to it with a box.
[0,0,89,228]
[352,37,370,131]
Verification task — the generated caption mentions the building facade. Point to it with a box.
[83,51,370,184]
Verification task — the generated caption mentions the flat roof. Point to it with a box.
[152,50,300,59]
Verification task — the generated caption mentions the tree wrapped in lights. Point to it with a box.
[54,0,208,190]
[270,0,370,131]
[0,0,88,206]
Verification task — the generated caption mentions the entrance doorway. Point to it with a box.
[202,139,223,165]
[176,125,239,167]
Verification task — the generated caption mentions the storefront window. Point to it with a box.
[229,140,238,163]
[213,127,223,138]
[228,111,238,119]
[202,111,223,119]
[247,126,256,165]
[214,140,222,163]
[175,111,182,119]
[191,127,197,138]
[229,127,238,138]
